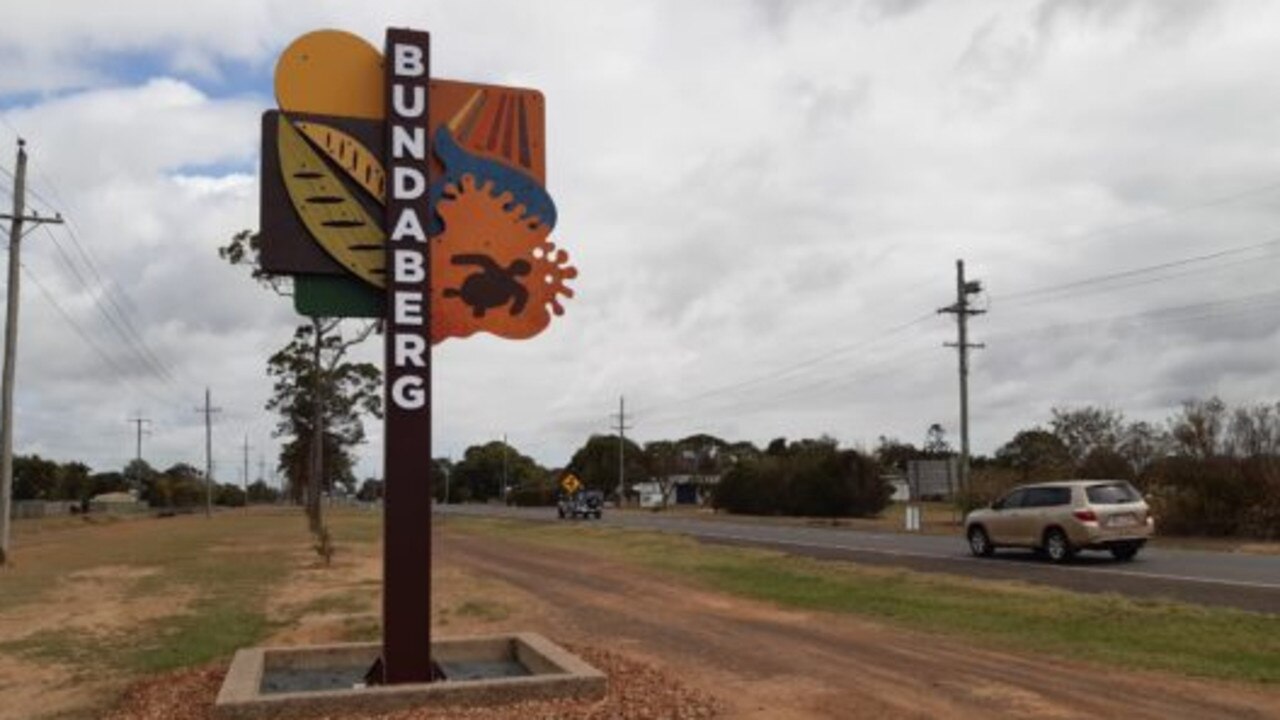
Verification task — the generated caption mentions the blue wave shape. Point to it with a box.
[429,127,557,234]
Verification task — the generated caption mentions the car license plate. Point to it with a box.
[1107,514,1137,528]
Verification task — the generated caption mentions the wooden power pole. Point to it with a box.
[0,139,62,565]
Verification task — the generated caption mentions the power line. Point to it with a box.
[633,310,939,422]
[9,141,183,388]
[1046,179,1280,245]
[20,263,171,406]
[994,238,1280,302]
[987,288,1280,344]
[38,225,177,385]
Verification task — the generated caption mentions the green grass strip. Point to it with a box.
[450,517,1280,684]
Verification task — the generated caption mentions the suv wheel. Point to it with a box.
[967,526,994,557]
[1043,528,1075,563]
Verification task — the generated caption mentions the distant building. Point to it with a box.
[90,490,148,515]
[632,474,721,508]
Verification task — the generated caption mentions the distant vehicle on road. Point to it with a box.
[558,489,604,520]
[964,480,1153,563]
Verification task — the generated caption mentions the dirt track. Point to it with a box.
[440,528,1280,720]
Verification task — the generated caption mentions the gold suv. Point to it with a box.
[964,480,1153,562]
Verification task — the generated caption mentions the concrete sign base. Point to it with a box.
[215,633,605,718]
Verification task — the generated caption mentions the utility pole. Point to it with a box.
[611,396,633,506]
[937,259,984,496]
[500,434,508,503]
[242,434,251,511]
[127,416,152,465]
[0,138,63,566]
[194,388,221,518]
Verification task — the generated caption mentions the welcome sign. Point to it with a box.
[258,27,576,683]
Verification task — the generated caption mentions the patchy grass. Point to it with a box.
[340,614,382,643]
[449,517,1280,684]
[289,592,371,617]
[453,599,510,622]
[0,507,383,719]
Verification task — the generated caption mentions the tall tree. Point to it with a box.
[1226,402,1280,458]
[643,440,679,505]
[994,428,1071,481]
[12,455,59,500]
[1118,420,1171,477]
[924,423,951,456]
[221,230,380,562]
[1050,406,1124,468]
[1168,397,1227,459]
[566,434,645,498]
[267,322,381,537]
[453,441,544,502]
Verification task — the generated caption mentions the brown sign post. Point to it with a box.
[382,28,434,684]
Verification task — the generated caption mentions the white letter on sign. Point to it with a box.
[393,44,425,77]
[390,209,426,242]
[394,250,426,282]
[391,375,426,410]
[394,334,427,368]
[392,84,425,117]
[392,125,426,160]
[393,167,426,200]
[395,292,424,325]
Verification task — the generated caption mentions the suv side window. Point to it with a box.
[996,489,1027,510]
[1024,487,1071,507]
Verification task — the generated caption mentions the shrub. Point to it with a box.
[713,446,888,518]
[507,485,556,507]
[1144,457,1267,537]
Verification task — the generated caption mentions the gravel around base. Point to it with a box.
[103,645,723,720]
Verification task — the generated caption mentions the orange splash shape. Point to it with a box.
[432,174,576,343]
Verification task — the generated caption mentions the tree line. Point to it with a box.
[10,456,281,511]
[419,432,891,519]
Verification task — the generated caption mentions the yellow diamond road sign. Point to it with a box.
[560,474,581,495]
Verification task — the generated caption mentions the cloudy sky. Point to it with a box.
[2,0,1279,484]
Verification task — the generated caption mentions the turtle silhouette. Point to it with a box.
[443,254,531,318]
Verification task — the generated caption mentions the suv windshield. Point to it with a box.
[1085,483,1140,504]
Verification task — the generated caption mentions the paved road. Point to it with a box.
[439,504,1280,613]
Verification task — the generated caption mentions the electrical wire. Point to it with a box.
[1045,180,1280,245]
[40,225,178,385]
[20,263,173,407]
[631,310,940,419]
[993,238,1280,302]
